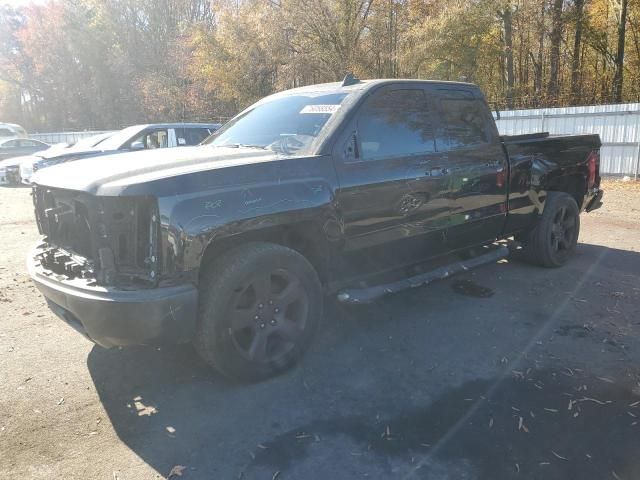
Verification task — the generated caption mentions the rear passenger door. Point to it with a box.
[333,86,451,273]
[432,87,508,249]
[175,127,213,146]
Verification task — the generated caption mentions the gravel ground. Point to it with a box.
[1,181,639,480]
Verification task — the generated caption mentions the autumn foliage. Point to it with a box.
[0,0,638,131]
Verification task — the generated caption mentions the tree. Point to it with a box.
[571,0,586,103]
[498,3,515,108]
[547,0,564,102]
[612,0,629,102]
[2,0,640,131]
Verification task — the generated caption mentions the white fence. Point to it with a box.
[495,103,640,177]
[29,130,115,145]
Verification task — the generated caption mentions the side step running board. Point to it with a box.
[337,246,509,305]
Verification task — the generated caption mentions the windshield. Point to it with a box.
[97,125,146,151]
[205,92,349,155]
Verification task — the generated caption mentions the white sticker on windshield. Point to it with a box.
[300,104,341,114]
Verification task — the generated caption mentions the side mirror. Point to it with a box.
[130,141,145,151]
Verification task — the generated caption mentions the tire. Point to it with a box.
[194,242,323,382]
[521,192,580,268]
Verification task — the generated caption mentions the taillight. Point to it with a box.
[586,151,599,188]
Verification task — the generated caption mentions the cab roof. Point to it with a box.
[273,79,478,97]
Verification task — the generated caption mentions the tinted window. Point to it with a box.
[436,89,489,150]
[176,128,211,146]
[0,128,13,137]
[357,89,435,161]
[1,140,20,147]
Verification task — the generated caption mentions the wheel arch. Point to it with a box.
[199,221,332,287]
[544,172,587,210]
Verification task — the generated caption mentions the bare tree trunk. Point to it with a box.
[547,0,563,102]
[499,6,515,109]
[612,0,628,103]
[570,0,585,104]
[533,1,545,103]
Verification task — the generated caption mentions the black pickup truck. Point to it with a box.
[28,78,603,381]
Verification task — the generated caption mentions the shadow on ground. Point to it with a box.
[87,244,640,479]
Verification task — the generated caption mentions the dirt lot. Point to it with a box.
[1,181,639,480]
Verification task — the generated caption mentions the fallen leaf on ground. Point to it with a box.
[578,397,611,405]
[597,377,615,384]
[167,465,186,478]
[552,450,568,461]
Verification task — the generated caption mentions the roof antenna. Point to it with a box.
[342,73,360,87]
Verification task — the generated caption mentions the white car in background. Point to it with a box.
[22,123,220,184]
[0,122,28,139]
[19,132,113,185]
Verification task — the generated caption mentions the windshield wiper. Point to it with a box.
[216,143,267,150]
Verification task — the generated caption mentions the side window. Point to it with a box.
[435,89,489,151]
[2,140,20,147]
[129,129,169,149]
[357,89,435,161]
[0,128,13,137]
[20,140,40,147]
[176,128,211,146]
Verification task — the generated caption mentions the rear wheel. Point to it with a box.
[195,242,322,382]
[521,192,580,267]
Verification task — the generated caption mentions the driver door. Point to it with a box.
[332,86,452,275]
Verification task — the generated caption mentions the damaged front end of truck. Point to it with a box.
[32,186,160,287]
[28,185,197,348]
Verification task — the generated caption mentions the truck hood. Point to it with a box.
[32,146,284,195]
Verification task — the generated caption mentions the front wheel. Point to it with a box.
[521,192,580,267]
[195,242,322,382]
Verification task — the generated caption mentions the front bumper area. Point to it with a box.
[28,245,198,348]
